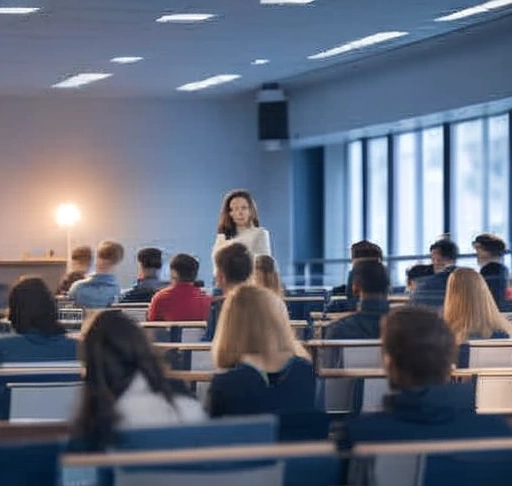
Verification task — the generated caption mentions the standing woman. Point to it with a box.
[212,190,271,262]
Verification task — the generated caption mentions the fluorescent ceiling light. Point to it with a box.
[260,0,314,4]
[251,59,270,65]
[177,74,240,92]
[156,13,215,23]
[308,31,409,60]
[110,56,144,64]
[0,7,40,14]
[434,0,512,21]
[52,73,113,89]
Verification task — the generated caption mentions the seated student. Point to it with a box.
[473,233,509,308]
[68,240,124,308]
[70,310,205,451]
[326,260,390,341]
[253,254,284,297]
[120,247,166,303]
[56,245,92,296]
[202,242,253,341]
[405,263,434,294]
[443,268,512,344]
[330,240,383,311]
[411,238,458,309]
[341,306,512,448]
[148,253,211,321]
[0,277,77,363]
[208,285,315,418]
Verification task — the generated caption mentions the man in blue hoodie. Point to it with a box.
[341,306,512,447]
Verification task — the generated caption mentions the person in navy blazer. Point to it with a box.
[0,277,77,363]
[411,238,459,309]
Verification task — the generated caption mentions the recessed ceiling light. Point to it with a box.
[251,59,270,66]
[110,56,144,64]
[434,0,512,21]
[52,73,113,89]
[308,31,409,60]
[260,0,314,4]
[0,7,40,14]
[177,74,241,92]
[156,13,216,23]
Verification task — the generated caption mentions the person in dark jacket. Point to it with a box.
[341,306,512,449]
[473,233,509,309]
[120,247,166,303]
[411,239,458,309]
[324,261,390,367]
[0,277,77,363]
[208,285,314,417]
[202,242,253,341]
[330,240,383,312]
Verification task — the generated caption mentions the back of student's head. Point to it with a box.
[137,247,162,270]
[71,246,93,267]
[9,277,63,336]
[75,310,173,448]
[212,284,307,369]
[406,264,434,286]
[352,260,389,295]
[214,242,253,285]
[429,239,459,261]
[254,255,282,296]
[473,233,506,257]
[351,240,383,262]
[382,306,455,389]
[170,253,199,282]
[96,240,124,266]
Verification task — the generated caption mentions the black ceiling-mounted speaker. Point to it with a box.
[257,83,289,144]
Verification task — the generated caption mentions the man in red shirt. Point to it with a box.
[148,253,211,322]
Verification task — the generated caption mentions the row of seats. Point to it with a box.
[3,415,512,486]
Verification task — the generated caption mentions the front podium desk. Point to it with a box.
[0,259,66,294]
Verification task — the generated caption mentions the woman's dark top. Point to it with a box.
[208,356,316,417]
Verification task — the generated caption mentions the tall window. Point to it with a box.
[422,126,444,251]
[488,114,509,242]
[452,116,509,253]
[347,141,363,247]
[395,132,418,283]
[367,137,388,254]
[452,119,485,253]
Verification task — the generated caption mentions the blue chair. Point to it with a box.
[0,369,81,419]
[116,414,278,451]
[0,440,66,486]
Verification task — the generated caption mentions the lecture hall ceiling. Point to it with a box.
[0,0,510,97]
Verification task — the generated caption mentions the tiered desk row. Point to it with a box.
[2,293,512,484]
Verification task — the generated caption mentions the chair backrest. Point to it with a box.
[0,368,82,419]
[475,374,512,413]
[116,415,278,451]
[61,441,341,486]
[0,440,66,486]
[116,460,284,486]
[343,346,382,368]
[7,381,82,422]
[467,341,512,368]
[352,438,512,486]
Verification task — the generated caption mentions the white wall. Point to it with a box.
[288,14,512,143]
[0,95,293,286]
